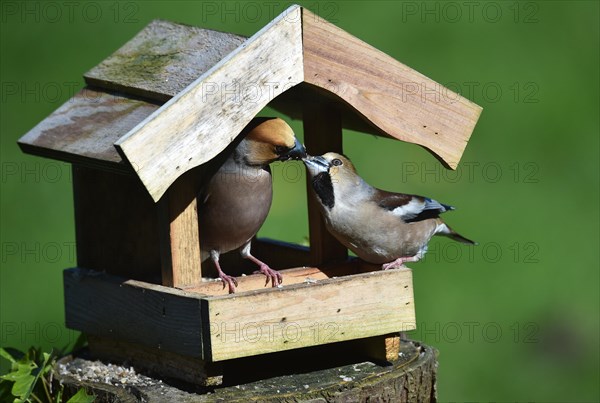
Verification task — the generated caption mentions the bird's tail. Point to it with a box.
[437,222,477,245]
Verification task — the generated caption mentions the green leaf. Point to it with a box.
[18,348,35,366]
[0,348,24,372]
[66,388,95,403]
[0,363,34,382]
[40,352,54,375]
[2,363,35,399]
[11,373,35,399]
[22,350,53,401]
[0,348,16,365]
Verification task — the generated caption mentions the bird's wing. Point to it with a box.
[375,189,454,222]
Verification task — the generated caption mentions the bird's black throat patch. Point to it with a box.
[312,172,335,209]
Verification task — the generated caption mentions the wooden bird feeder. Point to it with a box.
[19,5,481,387]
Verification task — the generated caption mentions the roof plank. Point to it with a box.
[84,20,247,103]
[18,88,159,172]
[18,8,482,194]
[302,8,482,169]
[115,5,304,201]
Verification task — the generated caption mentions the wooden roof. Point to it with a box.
[19,5,481,201]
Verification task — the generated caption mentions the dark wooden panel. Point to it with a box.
[252,238,311,269]
[84,19,247,102]
[191,238,312,284]
[64,267,205,358]
[18,88,159,171]
[73,165,161,282]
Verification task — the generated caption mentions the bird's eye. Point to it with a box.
[331,158,343,166]
[274,145,288,154]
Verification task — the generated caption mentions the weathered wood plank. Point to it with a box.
[158,168,203,287]
[204,268,415,361]
[72,165,161,283]
[64,267,205,358]
[187,260,375,296]
[20,12,480,181]
[64,264,414,363]
[115,6,304,202]
[303,103,348,265]
[18,89,159,172]
[84,19,247,102]
[302,8,482,169]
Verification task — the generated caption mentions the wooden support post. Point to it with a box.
[360,333,402,362]
[303,103,348,266]
[158,168,203,288]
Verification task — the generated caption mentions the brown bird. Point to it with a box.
[199,117,305,293]
[303,152,475,269]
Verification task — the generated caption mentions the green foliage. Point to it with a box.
[0,348,94,403]
[62,390,94,403]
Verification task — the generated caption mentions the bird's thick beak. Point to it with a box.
[302,155,329,176]
[278,139,306,161]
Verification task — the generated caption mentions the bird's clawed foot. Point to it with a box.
[382,256,417,270]
[212,251,239,294]
[218,272,238,294]
[254,264,283,288]
[243,252,283,288]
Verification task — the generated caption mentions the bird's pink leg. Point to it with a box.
[240,242,282,287]
[246,254,283,287]
[211,251,238,294]
[382,255,420,270]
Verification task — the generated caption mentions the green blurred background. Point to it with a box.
[1,1,598,401]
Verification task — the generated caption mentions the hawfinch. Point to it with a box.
[303,152,475,269]
[199,118,305,293]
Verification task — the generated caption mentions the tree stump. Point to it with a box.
[55,340,438,402]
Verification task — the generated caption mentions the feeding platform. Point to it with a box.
[18,4,481,392]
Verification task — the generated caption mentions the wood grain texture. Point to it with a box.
[64,268,205,358]
[72,165,161,283]
[84,20,247,102]
[303,103,348,265]
[20,11,481,193]
[64,264,414,363]
[204,268,415,361]
[186,261,372,296]
[302,8,482,169]
[18,89,159,172]
[361,333,402,363]
[158,168,203,287]
[115,6,304,202]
